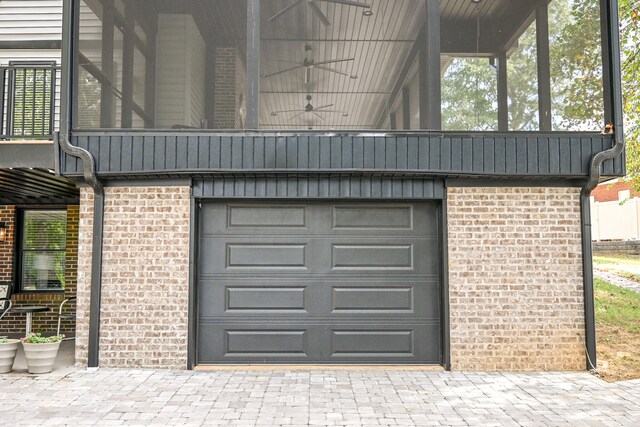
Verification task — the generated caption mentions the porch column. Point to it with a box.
[121,6,135,128]
[536,3,552,131]
[419,0,441,130]
[246,0,260,130]
[497,51,509,131]
[100,0,115,128]
[403,86,411,129]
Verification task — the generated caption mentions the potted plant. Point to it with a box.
[20,333,64,374]
[0,337,20,373]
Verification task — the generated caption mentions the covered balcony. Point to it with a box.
[59,0,624,180]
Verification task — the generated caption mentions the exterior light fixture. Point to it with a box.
[0,222,6,242]
[363,10,373,16]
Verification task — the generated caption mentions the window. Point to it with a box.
[18,210,67,292]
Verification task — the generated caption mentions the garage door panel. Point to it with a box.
[227,243,308,268]
[197,324,440,363]
[198,281,310,317]
[332,205,414,230]
[197,202,442,364]
[226,330,308,356]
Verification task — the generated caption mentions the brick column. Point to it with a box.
[75,186,190,368]
[447,187,585,371]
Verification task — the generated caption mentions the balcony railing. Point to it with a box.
[1,64,59,140]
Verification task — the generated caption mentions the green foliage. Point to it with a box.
[621,0,640,188]
[21,332,64,344]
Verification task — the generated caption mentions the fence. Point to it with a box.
[591,196,640,241]
[0,63,59,140]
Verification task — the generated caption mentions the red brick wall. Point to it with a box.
[592,181,639,202]
[448,187,585,371]
[0,205,79,336]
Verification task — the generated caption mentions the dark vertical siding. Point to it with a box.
[64,133,625,178]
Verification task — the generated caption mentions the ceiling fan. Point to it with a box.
[261,45,357,83]
[268,0,372,27]
[270,95,349,121]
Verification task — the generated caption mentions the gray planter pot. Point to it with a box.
[22,341,61,374]
[0,339,20,373]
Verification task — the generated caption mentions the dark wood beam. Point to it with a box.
[120,5,135,128]
[497,51,509,131]
[100,0,115,128]
[246,0,260,129]
[420,0,441,130]
[402,86,411,130]
[536,3,552,131]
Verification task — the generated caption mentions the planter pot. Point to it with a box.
[0,339,20,373]
[22,341,61,374]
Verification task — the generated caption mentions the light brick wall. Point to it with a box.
[214,46,247,129]
[448,187,585,371]
[0,204,78,336]
[75,186,190,369]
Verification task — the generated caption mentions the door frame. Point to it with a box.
[187,197,450,370]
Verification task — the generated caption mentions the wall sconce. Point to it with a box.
[0,222,6,242]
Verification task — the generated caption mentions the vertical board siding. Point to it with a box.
[192,177,445,199]
[66,133,625,178]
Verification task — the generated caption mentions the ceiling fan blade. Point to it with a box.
[313,58,355,66]
[268,0,304,22]
[273,109,305,114]
[312,110,345,114]
[314,104,335,111]
[309,1,331,26]
[289,111,306,121]
[311,112,326,121]
[315,65,349,76]
[319,0,371,9]
[261,64,305,78]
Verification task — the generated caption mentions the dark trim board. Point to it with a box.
[59,133,625,179]
[193,177,445,200]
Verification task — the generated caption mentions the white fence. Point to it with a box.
[591,196,640,241]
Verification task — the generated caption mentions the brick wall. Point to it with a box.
[447,187,585,371]
[214,46,247,129]
[75,186,190,369]
[0,206,16,282]
[0,205,78,337]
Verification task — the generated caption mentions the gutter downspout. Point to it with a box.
[56,133,104,369]
[581,0,625,370]
[57,0,103,369]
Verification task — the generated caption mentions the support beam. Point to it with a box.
[419,0,441,130]
[100,0,115,128]
[402,86,411,130]
[205,43,217,129]
[246,0,260,130]
[497,52,509,131]
[144,16,157,128]
[536,4,552,131]
[120,6,135,128]
[389,112,397,130]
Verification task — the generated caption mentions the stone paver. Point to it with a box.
[1,368,639,426]
[594,268,640,294]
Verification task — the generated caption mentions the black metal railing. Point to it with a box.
[1,64,59,140]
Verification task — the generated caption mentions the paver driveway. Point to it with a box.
[1,368,639,426]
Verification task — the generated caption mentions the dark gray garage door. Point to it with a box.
[197,202,441,364]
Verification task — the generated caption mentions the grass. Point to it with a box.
[595,277,640,382]
[594,254,640,282]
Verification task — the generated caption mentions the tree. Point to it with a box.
[620,0,640,188]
